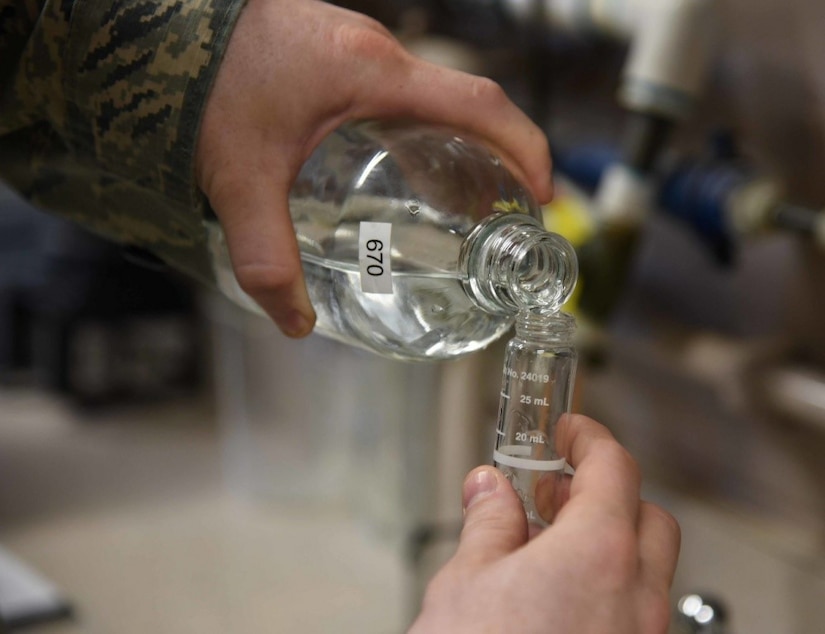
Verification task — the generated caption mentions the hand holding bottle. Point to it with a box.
[410,414,681,634]
[195,0,553,338]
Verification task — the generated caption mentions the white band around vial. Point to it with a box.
[494,447,568,472]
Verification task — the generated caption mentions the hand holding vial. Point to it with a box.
[409,415,681,634]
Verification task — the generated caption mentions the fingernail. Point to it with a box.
[280,310,313,338]
[463,468,499,510]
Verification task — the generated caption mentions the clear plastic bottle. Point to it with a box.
[207,121,578,361]
[494,309,577,528]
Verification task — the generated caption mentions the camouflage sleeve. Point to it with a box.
[0,0,247,285]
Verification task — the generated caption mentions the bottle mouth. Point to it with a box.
[505,232,578,312]
[459,213,579,315]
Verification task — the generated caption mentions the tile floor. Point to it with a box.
[0,388,408,634]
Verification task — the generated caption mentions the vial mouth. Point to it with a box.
[515,308,576,341]
[507,233,578,312]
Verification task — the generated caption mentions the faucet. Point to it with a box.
[674,592,730,634]
[496,0,719,324]
[501,0,718,226]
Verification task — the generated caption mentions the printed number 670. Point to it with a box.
[366,239,384,276]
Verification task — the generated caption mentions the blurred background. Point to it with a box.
[2,0,825,632]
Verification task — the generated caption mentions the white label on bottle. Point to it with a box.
[359,222,393,294]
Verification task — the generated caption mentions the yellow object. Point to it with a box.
[541,178,598,313]
[542,181,597,248]
[492,198,531,215]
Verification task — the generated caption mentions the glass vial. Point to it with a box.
[494,309,577,528]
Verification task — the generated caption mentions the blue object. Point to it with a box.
[553,144,619,193]
[553,143,753,264]
[658,161,752,263]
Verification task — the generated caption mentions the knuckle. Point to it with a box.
[332,21,401,61]
[234,261,300,297]
[202,169,261,215]
[352,12,394,38]
[462,515,519,550]
[461,498,518,539]
[650,504,681,540]
[468,76,507,104]
[202,171,243,210]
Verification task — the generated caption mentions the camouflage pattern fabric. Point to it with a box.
[0,0,247,285]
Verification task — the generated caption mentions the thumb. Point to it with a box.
[453,466,528,569]
[211,176,316,338]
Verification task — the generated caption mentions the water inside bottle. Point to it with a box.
[300,251,512,361]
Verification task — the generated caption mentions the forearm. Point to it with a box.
[0,0,246,283]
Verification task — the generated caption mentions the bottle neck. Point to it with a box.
[458,213,578,315]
